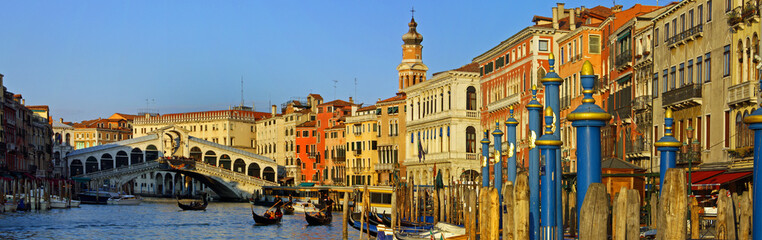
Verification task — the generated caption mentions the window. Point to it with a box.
[725,0,731,12]
[654,28,659,46]
[698,5,704,23]
[653,73,659,98]
[723,45,730,76]
[687,60,693,84]
[665,23,670,42]
[672,19,677,36]
[708,0,713,21]
[681,14,686,32]
[466,86,477,110]
[689,9,694,28]
[679,63,685,87]
[705,53,712,82]
[697,56,703,83]
[589,35,601,54]
[539,40,549,51]
[466,126,476,153]
[561,47,565,64]
[670,66,677,90]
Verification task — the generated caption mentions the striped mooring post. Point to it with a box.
[493,120,504,197]
[482,130,491,188]
[654,108,680,196]
[505,106,518,184]
[526,85,543,240]
[537,106,562,240]
[541,52,564,240]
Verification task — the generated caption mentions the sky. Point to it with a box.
[0,0,661,122]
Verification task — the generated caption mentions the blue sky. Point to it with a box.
[0,0,659,122]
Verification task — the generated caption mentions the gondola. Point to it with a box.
[305,211,332,225]
[177,194,208,211]
[378,212,433,229]
[282,203,295,215]
[349,212,379,237]
[252,207,282,225]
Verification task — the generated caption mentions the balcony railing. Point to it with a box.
[308,152,319,159]
[615,52,633,68]
[667,24,704,47]
[486,93,520,113]
[662,83,702,109]
[614,107,632,120]
[728,81,757,106]
[375,162,395,171]
[466,110,478,118]
[633,95,652,111]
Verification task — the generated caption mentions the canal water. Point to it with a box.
[0,201,346,240]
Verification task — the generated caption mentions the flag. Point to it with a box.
[430,229,435,240]
[418,137,426,162]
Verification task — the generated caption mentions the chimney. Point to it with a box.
[21,99,25,105]
[351,105,358,115]
[557,3,565,19]
[271,105,277,115]
[570,8,576,31]
[59,118,63,123]
[349,97,354,103]
[612,5,623,13]
[552,6,559,29]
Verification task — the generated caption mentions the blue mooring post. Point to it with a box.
[481,130,491,188]
[493,120,504,196]
[567,61,611,230]
[743,79,762,239]
[541,52,563,240]
[526,85,543,240]
[505,106,519,183]
[538,107,562,240]
[655,108,680,195]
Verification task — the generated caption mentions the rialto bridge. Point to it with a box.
[67,125,278,200]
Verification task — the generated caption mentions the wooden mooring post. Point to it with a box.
[514,171,529,240]
[342,191,349,240]
[579,183,608,240]
[502,181,514,240]
[660,168,687,240]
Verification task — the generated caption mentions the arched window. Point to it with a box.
[466,86,477,111]
[466,126,476,153]
[743,111,751,147]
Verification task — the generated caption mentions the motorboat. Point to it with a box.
[78,190,119,204]
[293,201,319,213]
[107,195,142,205]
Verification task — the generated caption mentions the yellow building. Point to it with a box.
[727,1,759,167]
[375,93,407,185]
[70,114,134,150]
[345,105,379,185]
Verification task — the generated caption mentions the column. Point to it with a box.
[505,106,519,183]
[655,108,680,195]
[567,61,611,228]
[538,107,562,240]
[526,85,543,240]
[493,120,504,195]
[541,53,564,240]
[481,130,491,187]
[743,83,762,239]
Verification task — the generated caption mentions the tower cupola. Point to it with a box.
[402,17,423,45]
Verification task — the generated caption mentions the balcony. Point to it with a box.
[625,138,652,159]
[633,95,652,111]
[375,162,395,171]
[728,81,757,107]
[615,52,633,69]
[662,83,702,109]
[486,93,520,113]
[614,107,632,120]
[667,24,704,48]
[308,152,319,159]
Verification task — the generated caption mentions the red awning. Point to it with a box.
[688,170,725,184]
[692,171,752,190]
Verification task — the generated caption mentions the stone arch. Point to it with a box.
[263,167,275,182]
[164,172,173,195]
[100,153,114,170]
[155,173,164,195]
[65,133,71,145]
[146,145,159,161]
[174,173,184,195]
[233,158,246,173]
[70,159,83,176]
[85,156,98,173]
[190,147,202,162]
[219,154,232,170]
[466,86,477,110]
[204,151,217,166]
[461,169,479,182]
[248,163,261,178]
[116,151,129,168]
[466,126,476,153]
[131,148,144,164]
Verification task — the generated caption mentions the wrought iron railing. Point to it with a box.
[662,83,702,107]
[667,24,704,47]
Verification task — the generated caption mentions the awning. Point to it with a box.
[278,177,294,182]
[692,171,752,190]
[687,170,724,184]
[298,182,315,187]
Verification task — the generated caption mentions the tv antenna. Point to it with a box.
[333,80,338,99]
[354,77,357,100]
[240,76,245,107]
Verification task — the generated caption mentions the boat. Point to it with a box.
[305,211,332,225]
[50,199,68,209]
[3,202,17,212]
[107,195,142,205]
[394,222,466,240]
[378,212,433,229]
[282,203,295,215]
[78,190,119,204]
[293,201,319,213]
[178,195,208,211]
[349,212,379,237]
[252,207,282,225]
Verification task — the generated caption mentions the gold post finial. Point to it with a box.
[581,60,594,75]
[548,52,555,60]
[665,108,673,118]
[509,105,514,111]
[532,84,537,91]
[545,106,553,117]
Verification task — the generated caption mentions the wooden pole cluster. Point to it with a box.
[579,183,608,240]
[612,187,639,240]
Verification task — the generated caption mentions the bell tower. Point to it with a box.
[397,9,428,92]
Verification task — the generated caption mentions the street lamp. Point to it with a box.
[686,126,695,195]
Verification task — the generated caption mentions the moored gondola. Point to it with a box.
[282,203,295,215]
[252,206,282,225]
[305,211,332,225]
[177,194,208,211]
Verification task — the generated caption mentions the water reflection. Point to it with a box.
[0,201,345,240]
